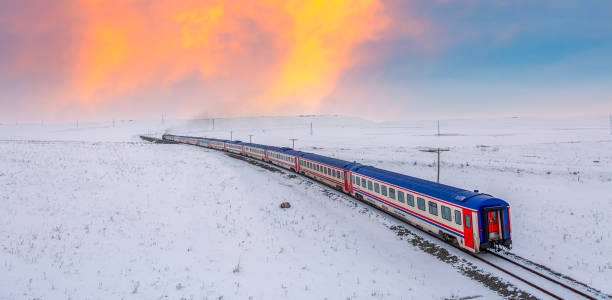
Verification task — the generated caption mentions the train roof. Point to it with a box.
[207,137,229,142]
[301,152,360,169]
[242,142,279,150]
[351,165,509,210]
[267,147,305,156]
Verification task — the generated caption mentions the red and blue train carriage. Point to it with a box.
[267,147,301,171]
[297,153,358,193]
[348,165,511,252]
[208,138,227,151]
[242,143,271,161]
[225,140,245,155]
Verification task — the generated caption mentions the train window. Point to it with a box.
[374,183,380,193]
[362,178,366,187]
[389,188,396,200]
[465,214,471,228]
[417,197,425,211]
[455,210,462,225]
[381,185,387,196]
[337,171,341,179]
[397,191,405,203]
[407,194,415,207]
[352,175,356,185]
[441,206,451,221]
[368,180,373,190]
[428,201,438,216]
[355,176,360,186]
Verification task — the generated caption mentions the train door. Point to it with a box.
[462,208,474,250]
[343,170,350,193]
[487,210,501,240]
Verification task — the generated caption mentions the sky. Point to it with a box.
[1,0,611,123]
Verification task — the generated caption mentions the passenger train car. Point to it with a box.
[161,133,512,253]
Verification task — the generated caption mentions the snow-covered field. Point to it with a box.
[1,115,611,299]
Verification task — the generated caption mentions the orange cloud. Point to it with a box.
[256,0,390,112]
[3,0,420,117]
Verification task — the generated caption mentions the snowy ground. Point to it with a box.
[1,115,611,299]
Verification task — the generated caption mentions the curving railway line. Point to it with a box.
[142,135,611,299]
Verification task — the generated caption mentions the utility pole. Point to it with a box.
[289,138,298,149]
[248,134,254,143]
[76,120,79,128]
[212,119,215,130]
[310,121,313,136]
[230,130,233,141]
[113,118,115,128]
[420,148,450,183]
[161,113,165,125]
[437,120,440,136]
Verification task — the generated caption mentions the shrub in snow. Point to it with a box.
[280,202,291,209]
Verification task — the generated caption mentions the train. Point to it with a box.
[162,133,512,253]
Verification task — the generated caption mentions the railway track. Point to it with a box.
[472,250,609,299]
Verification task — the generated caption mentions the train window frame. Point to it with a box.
[352,175,357,185]
[454,210,462,225]
[417,197,426,211]
[428,201,438,216]
[389,188,396,200]
[368,180,373,190]
[465,214,471,228]
[397,191,405,203]
[381,185,388,196]
[407,194,415,207]
[374,182,380,193]
[441,206,451,221]
[361,178,366,187]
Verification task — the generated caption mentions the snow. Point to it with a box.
[1,115,611,299]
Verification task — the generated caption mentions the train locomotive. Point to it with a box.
[162,133,512,253]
